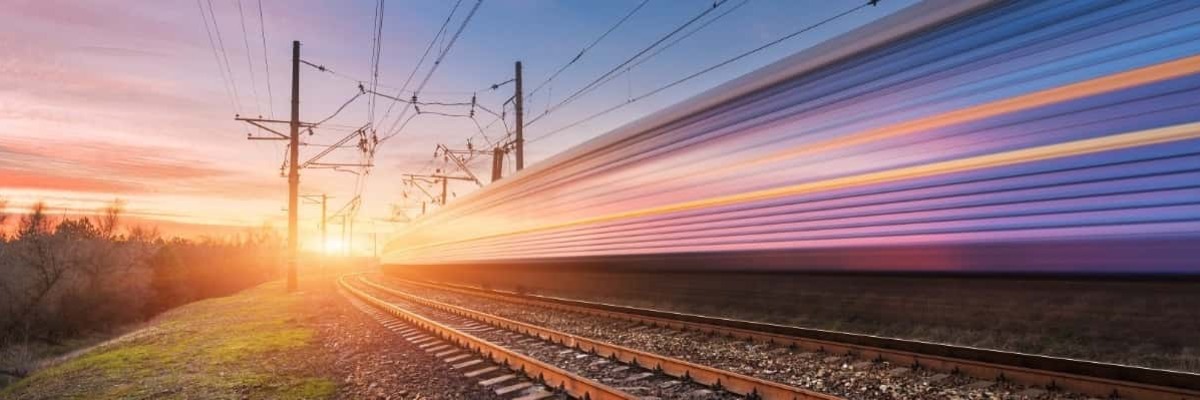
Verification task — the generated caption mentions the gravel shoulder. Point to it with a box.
[319,277,505,400]
[397,267,1200,373]
[376,276,1080,400]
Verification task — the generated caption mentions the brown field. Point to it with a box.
[397,267,1200,373]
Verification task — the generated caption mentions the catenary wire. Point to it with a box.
[529,1,872,144]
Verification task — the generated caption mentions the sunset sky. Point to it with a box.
[0,0,916,253]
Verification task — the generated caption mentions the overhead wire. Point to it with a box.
[529,1,873,144]
[527,0,733,127]
[196,0,240,113]
[376,0,465,131]
[566,0,751,107]
[380,0,485,143]
[367,0,386,127]
[312,92,365,128]
[526,0,650,98]
[257,0,274,117]
[469,116,497,148]
[236,0,261,115]
[205,0,244,113]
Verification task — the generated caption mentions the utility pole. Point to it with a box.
[403,173,474,206]
[403,176,439,205]
[441,177,448,205]
[435,144,487,187]
[323,195,361,257]
[514,61,524,171]
[286,40,300,292]
[300,194,329,256]
[239,55,311,291]
[340,215,347,256]
[237,41,369,291]
[491,147,504,182]
[321,193,326,252]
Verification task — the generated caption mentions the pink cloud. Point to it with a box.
[0,168,143,194]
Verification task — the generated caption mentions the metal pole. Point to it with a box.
[286,40,300,292]
[491,147,504,182]
[440,177,448,205]
[320,194,327,256]
[514,61,524,171]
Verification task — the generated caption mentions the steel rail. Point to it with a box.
[387,277,1200,400]
[337,275,636,400]
[358,276,843,400]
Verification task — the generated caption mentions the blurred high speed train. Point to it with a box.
[384,0,1200,273]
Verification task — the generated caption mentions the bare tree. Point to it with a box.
[3,202,68,343]
[0,199,279,378]
[95,199,123,240]
[0,198,8,238]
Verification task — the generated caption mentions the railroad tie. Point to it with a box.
[453,359,484,369]
[512,390,554,400]
[425,344,452,353]
[623,372,654,382]
[495,382,533,395]
[443,354,473,363]
[463,366,500,378]
[411,337,437,345]
[479,374,517,386]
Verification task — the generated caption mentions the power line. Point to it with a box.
[313,91,365,128]
[527,0,733,127]
[568,0,751,107]
[257,0,274,117]
[377,0,465,130]
[367,0,386,127]
[363,88,475,107]
[237,0,261,115]
[526,0,649,98]
[380,0,484,143]
[300,58,467,95]
[196,0,240,112]
[529,1,873,144]
[633,0,749,72]
[205,0,243,113]
[469,116,497,148]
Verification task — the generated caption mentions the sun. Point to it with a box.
[323,237,344,254]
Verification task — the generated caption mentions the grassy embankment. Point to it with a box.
[1,280,336,399]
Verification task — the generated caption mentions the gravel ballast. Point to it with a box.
[375,276,1087,400]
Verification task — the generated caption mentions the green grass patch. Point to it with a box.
[2,281,336,400]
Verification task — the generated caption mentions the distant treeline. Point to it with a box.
[0,200,281,375]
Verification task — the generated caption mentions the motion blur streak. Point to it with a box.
[384,0,1200,273]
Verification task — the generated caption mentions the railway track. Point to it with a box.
[339,274,838,400]
[367,275,1200,400]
